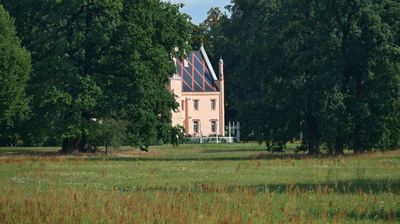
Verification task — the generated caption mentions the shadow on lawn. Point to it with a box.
[0,150,349,161]
[346,209,400,222]
[91,153,333,162]
[0,149,308,161]
[261,178,400,194]
[202,148,267,153]
[112,178,400,195]
[0,149,61,157]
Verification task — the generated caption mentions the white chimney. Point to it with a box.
[219,57,224,79]
[183,49,189,67]
[184,58,189,67]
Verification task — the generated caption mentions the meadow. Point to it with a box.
[0,143,399,223]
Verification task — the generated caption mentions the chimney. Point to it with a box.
[184,58,189,67]
[219,57,224,80]
[183,49,189,67]
[217,57,225,136]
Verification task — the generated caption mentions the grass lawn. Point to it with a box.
[0,143,399,223]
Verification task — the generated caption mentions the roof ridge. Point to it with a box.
[200,45,218,81]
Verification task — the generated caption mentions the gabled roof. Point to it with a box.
[175,46,219,92]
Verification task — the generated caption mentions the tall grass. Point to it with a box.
[0,145,399,223]
[0,185,398,223]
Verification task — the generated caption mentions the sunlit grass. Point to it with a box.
[0,144,399,223]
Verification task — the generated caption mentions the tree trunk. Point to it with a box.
[353,120,364,154]
[335,4,355,156]
[328,145,334,155]
[84,1,94,76]
[353,71,365,154]
[79,130,89,152]
[306,113,320,155]
[335,136,344,156]
[62,138,77,153]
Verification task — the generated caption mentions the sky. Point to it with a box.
[167,0,231,24]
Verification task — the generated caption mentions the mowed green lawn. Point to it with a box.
[0,144,399,223]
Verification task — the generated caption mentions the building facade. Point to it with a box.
[168,45,225,136]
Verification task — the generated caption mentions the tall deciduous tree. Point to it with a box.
[0,5,31,146]
[209,0,400,154]
[3,0,191,151]
[329,0,400,153]
[4,0,123,151]
[191,7,227,61]
[104,0,191,148]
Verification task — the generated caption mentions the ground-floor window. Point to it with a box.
[193,120,200,133]
[211,120,217,133]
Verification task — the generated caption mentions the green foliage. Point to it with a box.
[90,118,128,152]
[104,0,191,148]
[2,0,191,150]
[207,0,400,154]
[170,125,185,146]
[0,5,31,146]
[191,7,227,60]
[2,0,123,150]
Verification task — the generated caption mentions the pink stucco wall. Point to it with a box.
[168,47,225,137]
[168,75,225,137]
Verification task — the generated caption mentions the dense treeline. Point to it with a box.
[1,0,400,154]
[0,5,31,147]
[196,0,400,154]
[0,0,191,151]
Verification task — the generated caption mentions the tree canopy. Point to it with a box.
[0,5,31,146]
[202,0,400,154]
[1,0,400,155]
[2,0,191,151]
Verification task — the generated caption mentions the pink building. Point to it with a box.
[168,45,225,136]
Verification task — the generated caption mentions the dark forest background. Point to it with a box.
[1,0,400,155]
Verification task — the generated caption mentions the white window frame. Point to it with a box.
[211,99,216,111]
[210,120,217,133]
[193,120,200,133]
[193,99,199,110]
